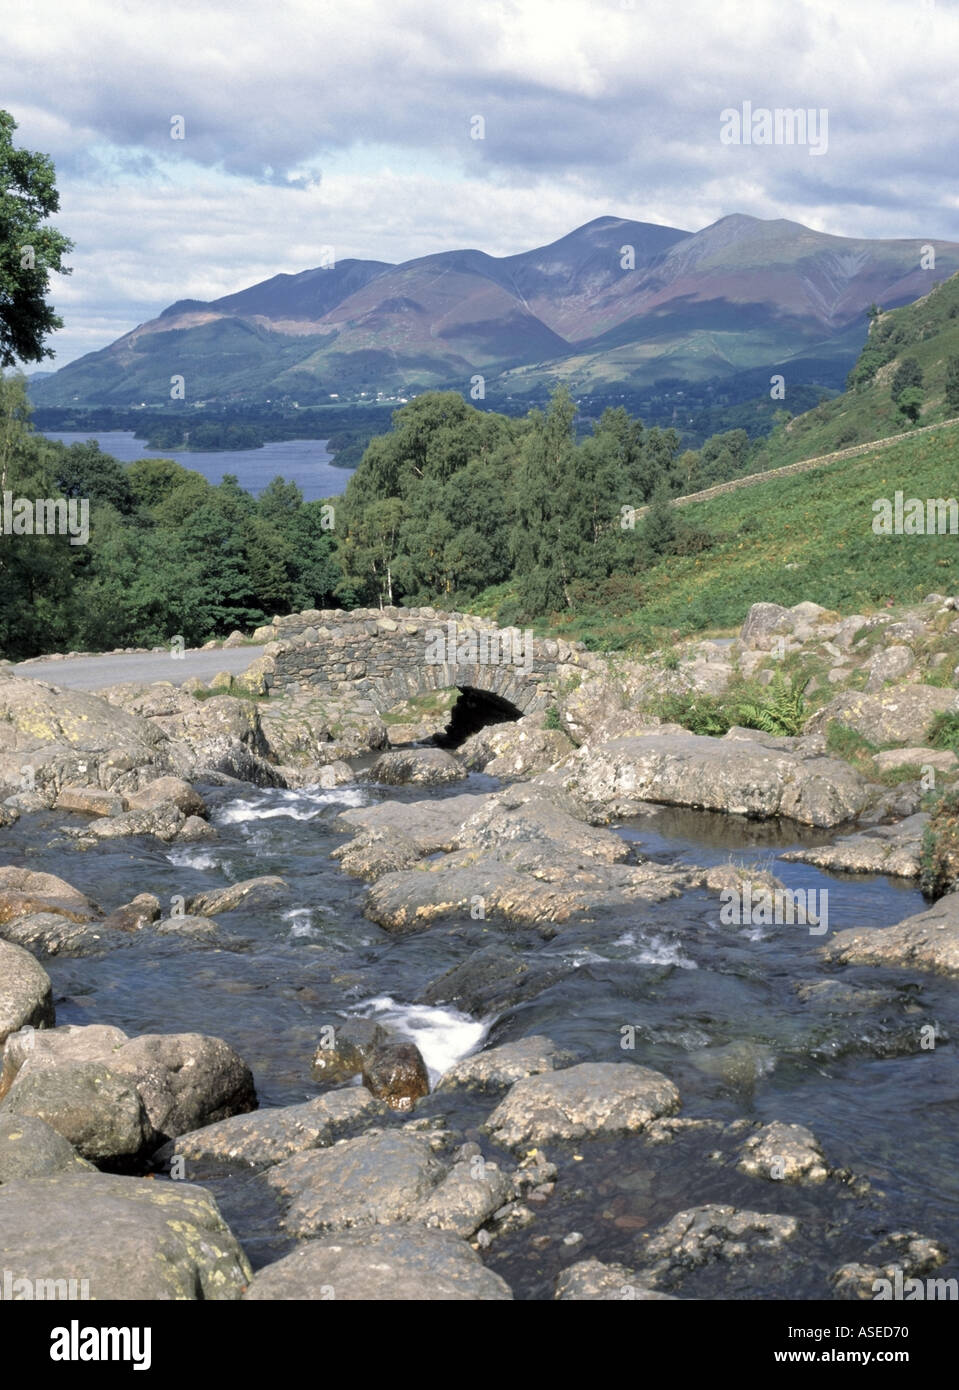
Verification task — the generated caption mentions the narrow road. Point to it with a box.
[13,646,266,691]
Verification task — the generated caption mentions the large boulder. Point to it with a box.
[0,866,101,928]
[0,1171,251,1299]
[0,1024,257,1155]
[485,1061,679,1148]
[806,685,959,747]
[360,1041,430,1112]
[458,716,574,778]
[0,941,54,1045]
[542,729,877,827]
[245,1224,512,1300]
[369,748,467,786]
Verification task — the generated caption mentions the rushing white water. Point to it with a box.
[214,785,369,825]
[351,995,489,1083]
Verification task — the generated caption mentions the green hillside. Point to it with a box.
[751,271,959,470]
[484,421,959,650]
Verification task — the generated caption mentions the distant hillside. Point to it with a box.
[752,269,959,468]
[32,215,959,409]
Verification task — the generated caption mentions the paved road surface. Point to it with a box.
[13,647,266,691]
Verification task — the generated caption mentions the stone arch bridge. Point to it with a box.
[251,607,597,719]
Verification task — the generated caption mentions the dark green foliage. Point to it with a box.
[0,111,73,367]
[928,712,959,754]
[737,672,809,736]
[945,357,959,413]
[919,790,959,899]
[891,357,923,402]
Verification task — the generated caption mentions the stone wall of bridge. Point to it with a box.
[253,607,598,714]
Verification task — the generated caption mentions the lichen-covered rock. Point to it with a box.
[369,748,467,786]
[439,1036,571,1091]
[485,1062,679,1149]
[265,1130,446,1237]
[0,1112,93,1182]
[245,1224,512,1300]
[413,1156,512,1237]
[736,1121,830,1184]
[155,1089,385,1171]
[638,1204,799,1287]
[555,1259,677,1300]
[806,685,959,747]
[0,1171,252,1299]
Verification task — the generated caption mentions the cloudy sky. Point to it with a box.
[5,0,959,365]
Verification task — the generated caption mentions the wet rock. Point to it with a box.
[331,828,424,881]
[544,730,877,828]
[336,793,489,855]
[460,787,632,864]
[311,1018,389,1084]
[265,1130,446,1237]
[414,1156,513,1237]
[361,1041,430,1112]
[363,851,687,936]
[0,1171,252,1299]
[736,1121,829,1184]
[0,866,100,927]
[806,685,959,747]
[54,784,127,816]
[832,1232,949,1299]
[638,1204,798,1287]
[439,1036,571,1091]
[823,891,959,975]
[107,1032,257,1141]
[153,914,222,941]
[0,941,54,1045]
[781,815,927,879]
[156,1089,386,1171]
[369,747,467,786]
[125,775,208,818]
[555,1259,677,1300]
[187,875,289,915]
[0,1112,93,1181]
[101,892,162,934]
[688,1040,776,1091]
[419,946,549,1014]
[245,1224,512,1300]
[485,1062,679,1149]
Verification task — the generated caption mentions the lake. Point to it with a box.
[40,430,354,501]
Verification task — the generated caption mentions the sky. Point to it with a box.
[4,0,959,366]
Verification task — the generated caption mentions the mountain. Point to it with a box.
[31,215,959,408]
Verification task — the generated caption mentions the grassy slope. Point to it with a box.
[749,272,959,469]
[478,423,959,649]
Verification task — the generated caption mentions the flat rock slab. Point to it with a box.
[545,731,876,828]
[485,1061,680,1149]
[823,890,959,975]
[438,1036,572,1091]
[0,1171,251,1299]
[781,814,928,879]
[0,940,54,1045]
[159,1089,386,1170]
[369,748,467,785]
[265,1130,446,1238]
[245,1224,512,1300]
[336,794,490,853]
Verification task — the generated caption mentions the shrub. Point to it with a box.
[919,790,959,899]
[737,672,810,736]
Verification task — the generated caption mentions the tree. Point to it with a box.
[944,357,959,414]
[0,110,73,366]
[897,387,923,424]
[891,357,923,403]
